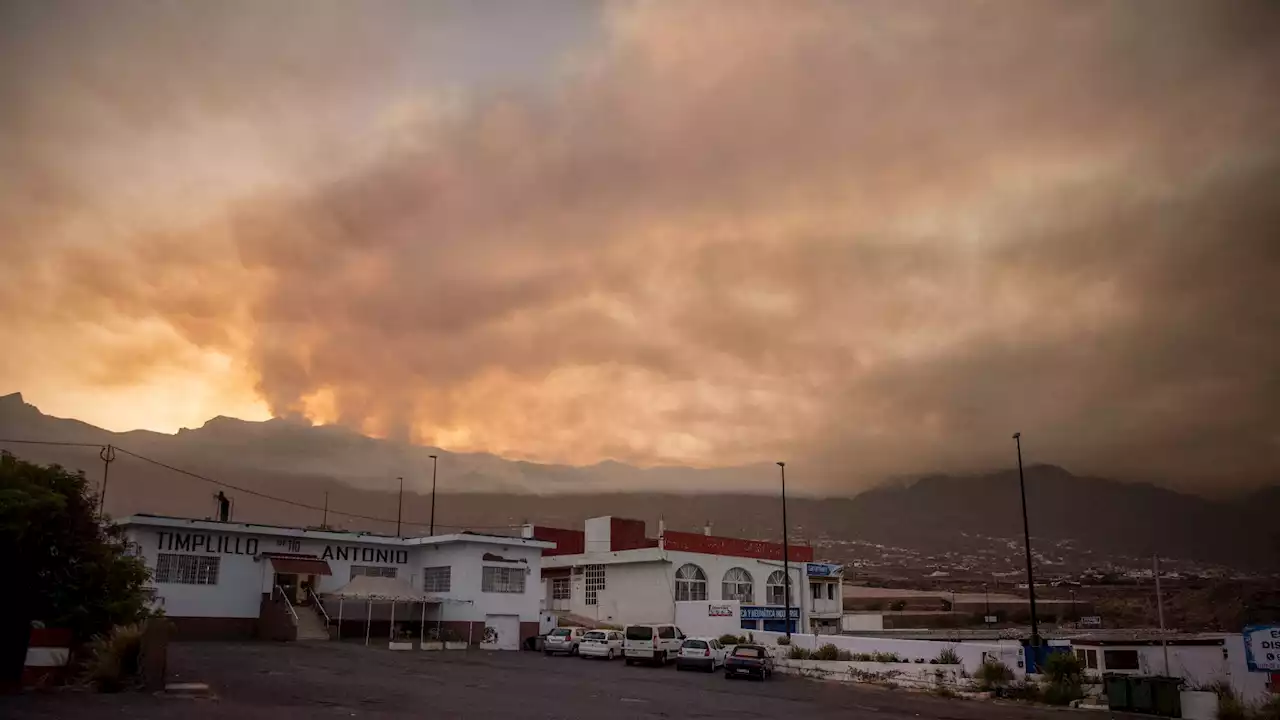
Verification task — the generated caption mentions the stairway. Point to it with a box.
[295,606,331,641]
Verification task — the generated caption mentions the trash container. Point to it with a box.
[1151,677,1183,718]
[1105,674,1133,712]
[1131,676,1156,714]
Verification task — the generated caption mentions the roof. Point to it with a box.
[117,514,554,550]
[328,575,432,602]
[542,546,669,568]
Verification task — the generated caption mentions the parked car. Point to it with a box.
[544,626,588,656]
[676,637,727,672]
[578,630,624,660]
[623,624,685,665]
[724,644,774,680]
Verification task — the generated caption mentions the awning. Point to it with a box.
[329,575,429,601]
[266,555,332,576]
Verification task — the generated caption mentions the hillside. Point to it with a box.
[1,391,1276,570]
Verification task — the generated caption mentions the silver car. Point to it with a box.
[544,626,587,656]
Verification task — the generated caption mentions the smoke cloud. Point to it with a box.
[2,0,1278,493]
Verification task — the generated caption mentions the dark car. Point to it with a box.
[724,644,774,680]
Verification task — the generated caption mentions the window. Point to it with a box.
[1076,649,1099,670]
[422,566,451,592]
[155,554,220,585]
[658,625,676,639]
[551,577,570,600]
[626,626,653,641]
[1104,649,1140,671]
[828,584,835,600]
[350,565,397,580]
[734,646,762,657]
[812,582,822,599]
[482,566,526,593]
[766,570,790,605]
[722,567,754,603]
[585,564,606,606]
[675,563,707,601]
[684,639,707,649]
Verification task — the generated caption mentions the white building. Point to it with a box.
[529,516,843,634]
[119,514,553,650]
[1069,635,1274,705]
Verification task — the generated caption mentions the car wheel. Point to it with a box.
[705,662,714,673]
[608,649,615,660]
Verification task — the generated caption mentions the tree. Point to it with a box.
[1,452,151,687]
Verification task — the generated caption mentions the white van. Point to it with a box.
[623,624,685,665]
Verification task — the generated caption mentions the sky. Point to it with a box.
[2,0,1278,493]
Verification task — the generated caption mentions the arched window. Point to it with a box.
[766,570,791,606]
[722,567,754,603]
[675,563,708,601]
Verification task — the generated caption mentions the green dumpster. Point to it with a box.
[1151,676,1182,718]
[1131,676,1155,714]
[1105,674,1133,712]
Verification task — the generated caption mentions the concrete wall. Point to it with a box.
[674,600,743,638]
[775,658,968,690]
[568,560,673,625]
[751,630,1026,677]
[584,516,613,553]
[1077,640,1271,706]
[841,613,885,632]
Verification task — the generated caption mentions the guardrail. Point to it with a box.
[309,588,330,625]
[275,584,299,624]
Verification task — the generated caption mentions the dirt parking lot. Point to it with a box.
[2,641,1076,719]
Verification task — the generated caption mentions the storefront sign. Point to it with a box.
[1243,625,1280,672]
[320,545,409,565]
[806,563,841,577]
[1078,616,1103,628]
[708,604,734,617]
[157,531,258,556]
[741,606,801,620]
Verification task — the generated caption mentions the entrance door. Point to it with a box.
[274,573,299,601]
[481,614,520,651]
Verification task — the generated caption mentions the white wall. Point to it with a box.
[674,600,742,638]
[751,630,1026,677]
[1082,640,1271,706]
[413,541,543,623]
[126,527,269,619]
[841,613,885,632]
[584,516,612,553]
[569,561,673,624]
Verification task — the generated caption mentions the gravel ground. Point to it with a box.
[1,641,1081,719]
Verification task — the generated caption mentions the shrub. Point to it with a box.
[775,635,791,646]
[84,624,144,692]
[718,634,746,646]
[1216,692,1247,720]
[933,685,957,698]
[935,646,961,665]
[1042,681,1083,706]
[1003,679,1042,702]
[975,660,1014,691]
[1253,695,1280,720]
[836,649,853,661]
[813,643,840,661]
[871,651,904,663]
[787,646,811,660]
[1043,652,1084,685]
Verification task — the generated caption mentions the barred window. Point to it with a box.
[482,566,526,594]
[585,564,606,606]
[423,566,451,592]
[675,563,707,601]
[350,565,398,580]
[766,570,790,606]
[155,553,220,585]
[722,567,754,603]
[551,577,571,600]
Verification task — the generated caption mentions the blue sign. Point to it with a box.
[806,563,840,577]
[741,606,801,620]
[1243,625,1280,672]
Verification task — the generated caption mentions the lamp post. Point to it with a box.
[396,476,404,537]
[984,582,991,622]
[777,461,791,639]
[429,455,439,536]
[1012,432,1042,653]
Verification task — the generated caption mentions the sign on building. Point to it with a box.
[741,606,801,620]
[1079,616,1103,628]
[708,604,734,617]
[806,563,840,577]
[1243,625,1280,672]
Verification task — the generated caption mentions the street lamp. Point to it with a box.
[778,461,791,639]
[984,582,991,622]
[1012,432,1042,653]
[396,476,404,537]
[429,455,439,536]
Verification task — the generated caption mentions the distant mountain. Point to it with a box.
[2,391,1276,570]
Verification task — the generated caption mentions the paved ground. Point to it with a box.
[2,641,1081,719]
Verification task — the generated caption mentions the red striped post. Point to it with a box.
[23,628,72,688]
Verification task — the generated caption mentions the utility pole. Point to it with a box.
[1012,433,1042,655]
[1154,554,1170,676]
[429,455,439,536]
[97,444,116,515]
[396,477,404,537]
[322,491,329,528]
[778,461,792,639]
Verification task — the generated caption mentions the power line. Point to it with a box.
[110,445,519,531]
[0,438,108,448]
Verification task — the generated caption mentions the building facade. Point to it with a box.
[531,516,841,634]
[119,514,553,648]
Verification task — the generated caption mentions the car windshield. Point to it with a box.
[550,628,571,637]
[733,647,763,657]
[626,626,653,641]
[584,631,606,640]
[682,639,707,649]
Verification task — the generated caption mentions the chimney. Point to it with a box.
[215,491,231,522]
[703,521,712,536]
[658,516,666,549]
[520,524,534,539]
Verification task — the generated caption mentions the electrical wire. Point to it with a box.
[0,438,108,448]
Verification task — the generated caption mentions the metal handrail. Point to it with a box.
[309,588,330,625]
[275,584,299,624]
